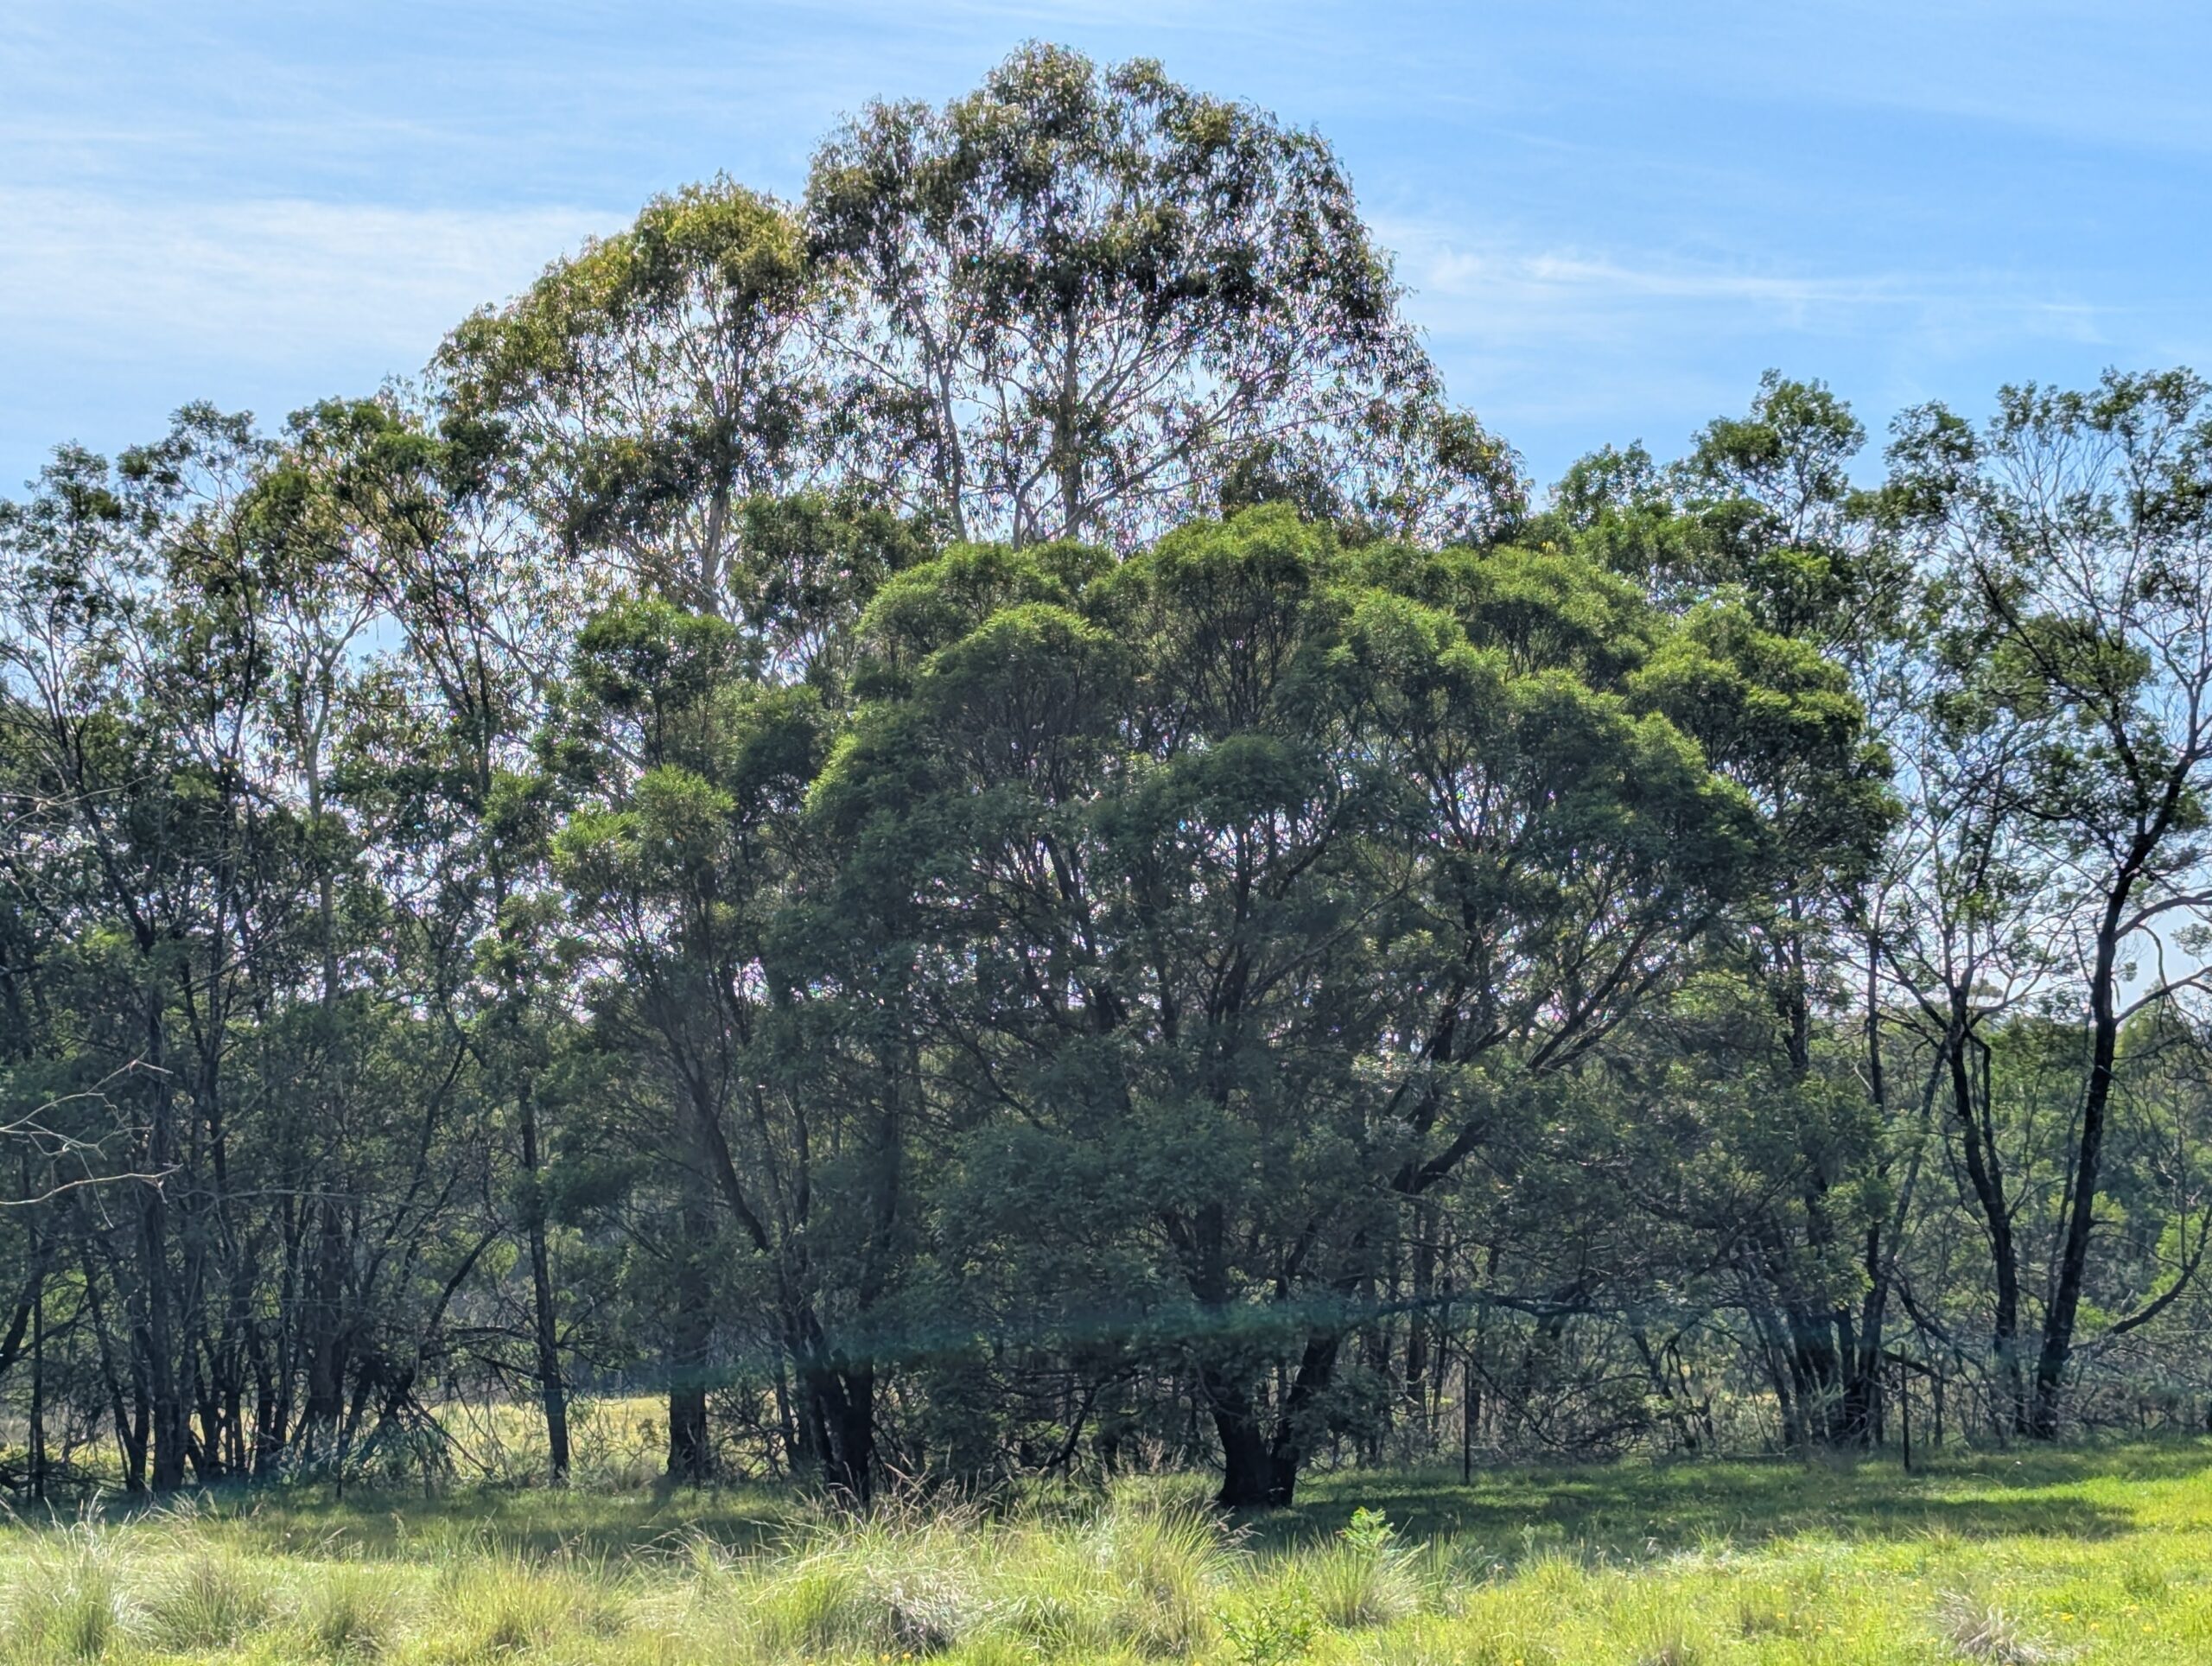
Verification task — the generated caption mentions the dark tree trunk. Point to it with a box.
[1837,1223,1889,1446]
[2032,901,2127,1438]
[831,1361,875,1497]
[1945,1017,2026,1434]
[518,1084,570,1483]
[667,1384,712,1484]
[798,1354,875,1498]
[665,1194,718,1485]
[1204,1362,1275,1509]
[526,1245,569,1479]
[1837,940,1897,1447]
[1266,1331,1343,1506]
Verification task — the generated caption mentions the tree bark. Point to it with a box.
[520,1087,570,1483]
[2031,899,2127,1438]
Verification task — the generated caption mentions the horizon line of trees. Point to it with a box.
[6,45,2212,1510]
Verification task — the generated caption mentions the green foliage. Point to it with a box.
[9,41,2212,1552]
[1220,1584,1320,1664]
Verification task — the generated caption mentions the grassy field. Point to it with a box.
[3,1441,2211,1663]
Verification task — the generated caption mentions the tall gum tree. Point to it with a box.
[805,45,1517,551]
[550,595,907,1495]
[289,398,586,1481]
[1530,376,1904,1446]
[439,181,822,617]
[1887,370,2212,1436]
[0,411,499,1488]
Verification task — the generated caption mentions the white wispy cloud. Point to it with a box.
[1383,221,2113,352]
[0,189,613,374]
[1369,219,2134,456]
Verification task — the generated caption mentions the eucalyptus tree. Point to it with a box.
[440,181,823,616]
[550,596,906,1491]
[1853,573,2062,1434]
[806,44,1517,551]
[1342,526,1885,1455]
[1534,378,1904,1444]
[814,513,1376,1504]
[0,410,519,1489]
[1886,370,2212,1436]
[283,396,589,1479]
[0,416,309,1490]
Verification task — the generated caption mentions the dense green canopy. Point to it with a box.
[5,48,2212,1507]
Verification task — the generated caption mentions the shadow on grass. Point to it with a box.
[41,1476,806,1565]
[21,1434,2208,1570]
[1255,1438,2212,1558]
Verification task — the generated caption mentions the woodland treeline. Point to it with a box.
[5,48,2212,1510]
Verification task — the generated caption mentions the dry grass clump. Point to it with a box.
[1938,1590,2067,1663]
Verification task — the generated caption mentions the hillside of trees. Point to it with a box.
[5,47,2212,1510]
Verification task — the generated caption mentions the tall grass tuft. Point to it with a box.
[142,1545,278,1651]
[1001,1493,1226,1657]
[1299,1507,1420,1631]
[3,1518,131,1662]
[742,1494,991,1657]
[296,1560,415,1660]
[426,1548,630,1657]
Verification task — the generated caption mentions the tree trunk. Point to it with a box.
[1204,1363,1275,1509]
[1266,1331,1342,1505]
[667,1385,712,1485]
[1837,1224,1888,1446]
[1946,1014,2027,1434]
[798,1353,875,1498]
[1838,940,1899,1447]
[666,1205,717,1485]
[2031,903,2126,1438]
[519,1087,569,1483]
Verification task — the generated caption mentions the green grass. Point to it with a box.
[4,1441,2211,1662]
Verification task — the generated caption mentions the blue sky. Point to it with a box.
[3,1,2207,496]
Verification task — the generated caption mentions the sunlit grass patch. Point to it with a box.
[2,1518,132,1662]
[139,1543,279,1652]
[294,1559,419,1661]
[0,1438,2208,1662]
[994,1493,1226,1656]
[414,1546,632,1661]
